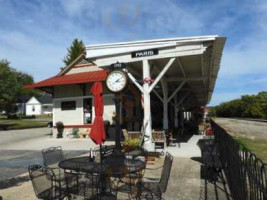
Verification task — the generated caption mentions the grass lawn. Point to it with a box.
[233,136,267,163]
[0,115,50,130]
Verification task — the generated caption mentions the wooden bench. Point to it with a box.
[122,129,141,141]
[152,130,166,150]
[128,131,141,140]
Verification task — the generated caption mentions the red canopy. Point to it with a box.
[89,82,106,144]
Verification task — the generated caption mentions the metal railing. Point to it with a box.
[211,121,267,200]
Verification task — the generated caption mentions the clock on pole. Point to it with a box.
[106,62,128,93]
[106,70,128,93]
[106,62,128,151]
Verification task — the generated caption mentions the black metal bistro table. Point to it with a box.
[58,155,146,199]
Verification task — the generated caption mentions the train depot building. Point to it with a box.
[25,35,226,151]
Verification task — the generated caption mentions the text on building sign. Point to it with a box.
[131,49,159,58]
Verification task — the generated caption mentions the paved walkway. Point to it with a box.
[0,128,231,199]
[166,135,202,157]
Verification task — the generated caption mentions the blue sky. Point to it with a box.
[0,0,267,106]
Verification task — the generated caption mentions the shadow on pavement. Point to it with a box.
[0,150,88,188]
[0,176,30,189]
[198,164,232,200]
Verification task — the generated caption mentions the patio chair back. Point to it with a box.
[128,131,141,140]
[28,164,57,199]
[159,152,173,193]
[152,130,166,149]
[42,146,64,167]
[122,129,129,140]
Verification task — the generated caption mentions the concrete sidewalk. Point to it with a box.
[166,135,202,157]
[0,156,231,200]
[0,128,201,183]
[0,136,115,150]
[0,157,202,200]
[0,128,231,200]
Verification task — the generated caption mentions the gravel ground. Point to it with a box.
[213,118,267,139]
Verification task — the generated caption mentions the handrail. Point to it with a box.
[211,120,267,200]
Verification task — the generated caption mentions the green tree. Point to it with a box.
[0,60,19,113]
[14,71,39,97]
[62,38,85,68]
[215,91,267,119]
[0,60,38,113]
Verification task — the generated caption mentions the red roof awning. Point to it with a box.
[24,70,108,89]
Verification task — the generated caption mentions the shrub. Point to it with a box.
[123,139,140,152]
[56,121,64,138]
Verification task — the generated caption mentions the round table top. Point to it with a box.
[58,156,145,176]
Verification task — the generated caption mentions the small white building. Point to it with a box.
[11,96,30,115]
[26,95,53,116]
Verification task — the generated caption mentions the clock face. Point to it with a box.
[106,70,128,93]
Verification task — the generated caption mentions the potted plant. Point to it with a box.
[56,121,64,138]
[123,139,140,152]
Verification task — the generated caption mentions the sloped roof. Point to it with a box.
[24,70,108,89]
[17,96,31,103]
[37,95,52,104]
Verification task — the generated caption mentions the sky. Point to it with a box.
[0,0,267,106]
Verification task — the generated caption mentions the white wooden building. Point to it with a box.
[25,35,226,150]
[26,95,53,116]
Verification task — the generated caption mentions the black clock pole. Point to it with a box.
[114,94,122,151]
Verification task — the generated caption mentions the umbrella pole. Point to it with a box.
[100,144,102,163]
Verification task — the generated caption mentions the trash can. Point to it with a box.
[197,139,215,165]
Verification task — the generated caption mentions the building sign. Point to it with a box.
[131,49,159,58]
[110,62,126,69]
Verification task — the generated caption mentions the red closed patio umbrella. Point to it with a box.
[89,82,106,145]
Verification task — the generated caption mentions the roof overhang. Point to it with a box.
[24,70,108,90]
[85,35,226,107]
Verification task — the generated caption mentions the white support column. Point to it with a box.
[168,81,185,103]
[177,92,189,106]
[142,60,155,151]
[162,80,168,130]
[174,95,179,128]
[127,72,143,93]
[152,90,163,103]
[180,106,184,128]
[186,112,189,121]
[149,58,175,93]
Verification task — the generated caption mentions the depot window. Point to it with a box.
[61,101,76,110]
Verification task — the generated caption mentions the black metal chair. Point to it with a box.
[42,147,67,183]
[111,148,148,199]
[28,164,68,200]
[64,170,100,199]
[141,152,173,199]
[42,146,64,167]
[42,146,79,197]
